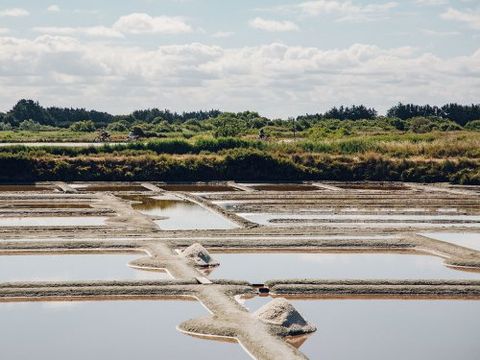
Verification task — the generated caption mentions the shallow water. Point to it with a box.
[0,217,107,227]
[333,183,408,190]
[422,232,480,251]
[0,203,91,209]
[0,253,170,282]
[159,184,238,192]
[243,298,480,360]
[209,252,480,283]
[239,213,480,228]
[0,185,53,192]
[247,184,320,191]
[76,184,149,192]
[0,300,248,360]
[124,195,238,230]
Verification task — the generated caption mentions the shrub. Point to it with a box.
[465,120,480,131]
[69,120,96,132]
[18,119,43,131]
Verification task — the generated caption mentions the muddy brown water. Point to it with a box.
[243,297,480,360]
[158,184,238,192]
[0,253,170,282]
[208,252,480,283]
[76,184,149,192]
[123,195,238,230]
[0,300,249,360]
[248,184,320,191]
[0,185,54,192]
[333,183,408,191]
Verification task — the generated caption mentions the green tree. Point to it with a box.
[213,113,247,137]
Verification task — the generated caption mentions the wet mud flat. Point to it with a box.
[0,181,479,360]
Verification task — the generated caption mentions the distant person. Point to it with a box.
[259,128,268,141]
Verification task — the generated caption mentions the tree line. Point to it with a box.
[0,99,479,129]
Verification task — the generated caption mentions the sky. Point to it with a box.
[0,0,479,117]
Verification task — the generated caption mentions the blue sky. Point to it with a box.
[0,0,478,117]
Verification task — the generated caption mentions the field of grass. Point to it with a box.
[0,123,478,184]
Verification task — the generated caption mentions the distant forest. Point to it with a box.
[1,99,479,129]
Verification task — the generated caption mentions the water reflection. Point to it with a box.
[0,203,91,209]
[422,233,480,251]
[76,184,148,192]
[246,297,480,360]
[0,253,170,282]
[0,185,53,192]
[0,217,107,227]
[0,300,249,360]
[159,184,237,192]
[123,195,238,230]
[248,184,319,191]
[209,252,480,283]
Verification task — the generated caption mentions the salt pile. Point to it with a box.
[181,243,219,267]
[254,298,316,335]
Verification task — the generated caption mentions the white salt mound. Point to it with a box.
[181,243,219,267]
[254,298,316,334]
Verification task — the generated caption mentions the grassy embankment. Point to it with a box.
[0,132,479,184]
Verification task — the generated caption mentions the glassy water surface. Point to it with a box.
[158,184,238,192]
[243,297,480,360]
[209,252,480,283]
[0,217,108,227]
[124,195,238,230]
[0,253,169,282]
[422,232,480,251]
[0,300,248,360]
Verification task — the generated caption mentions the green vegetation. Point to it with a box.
[0,99,479,184]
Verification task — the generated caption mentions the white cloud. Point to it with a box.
[283,1,398,22]
[0,36,478,117]
[249,17,299,32]
[212,31,234,38]
[34,26,124,38]
[415,0,447,5]
[441,8,480,30]
[421,28,460,36]
[0,8,29,17]
[33,13,193,38]
[112,13,192,34]
[47,5,61,12]
[0,28,10,34]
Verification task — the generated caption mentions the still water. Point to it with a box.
[244,297,480,360]
[0,253,169,282]
[124,195,238,230]
[209,252,480,283]
[0,217,108,227]
[0,300,249,360]
[422,233,480,251]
